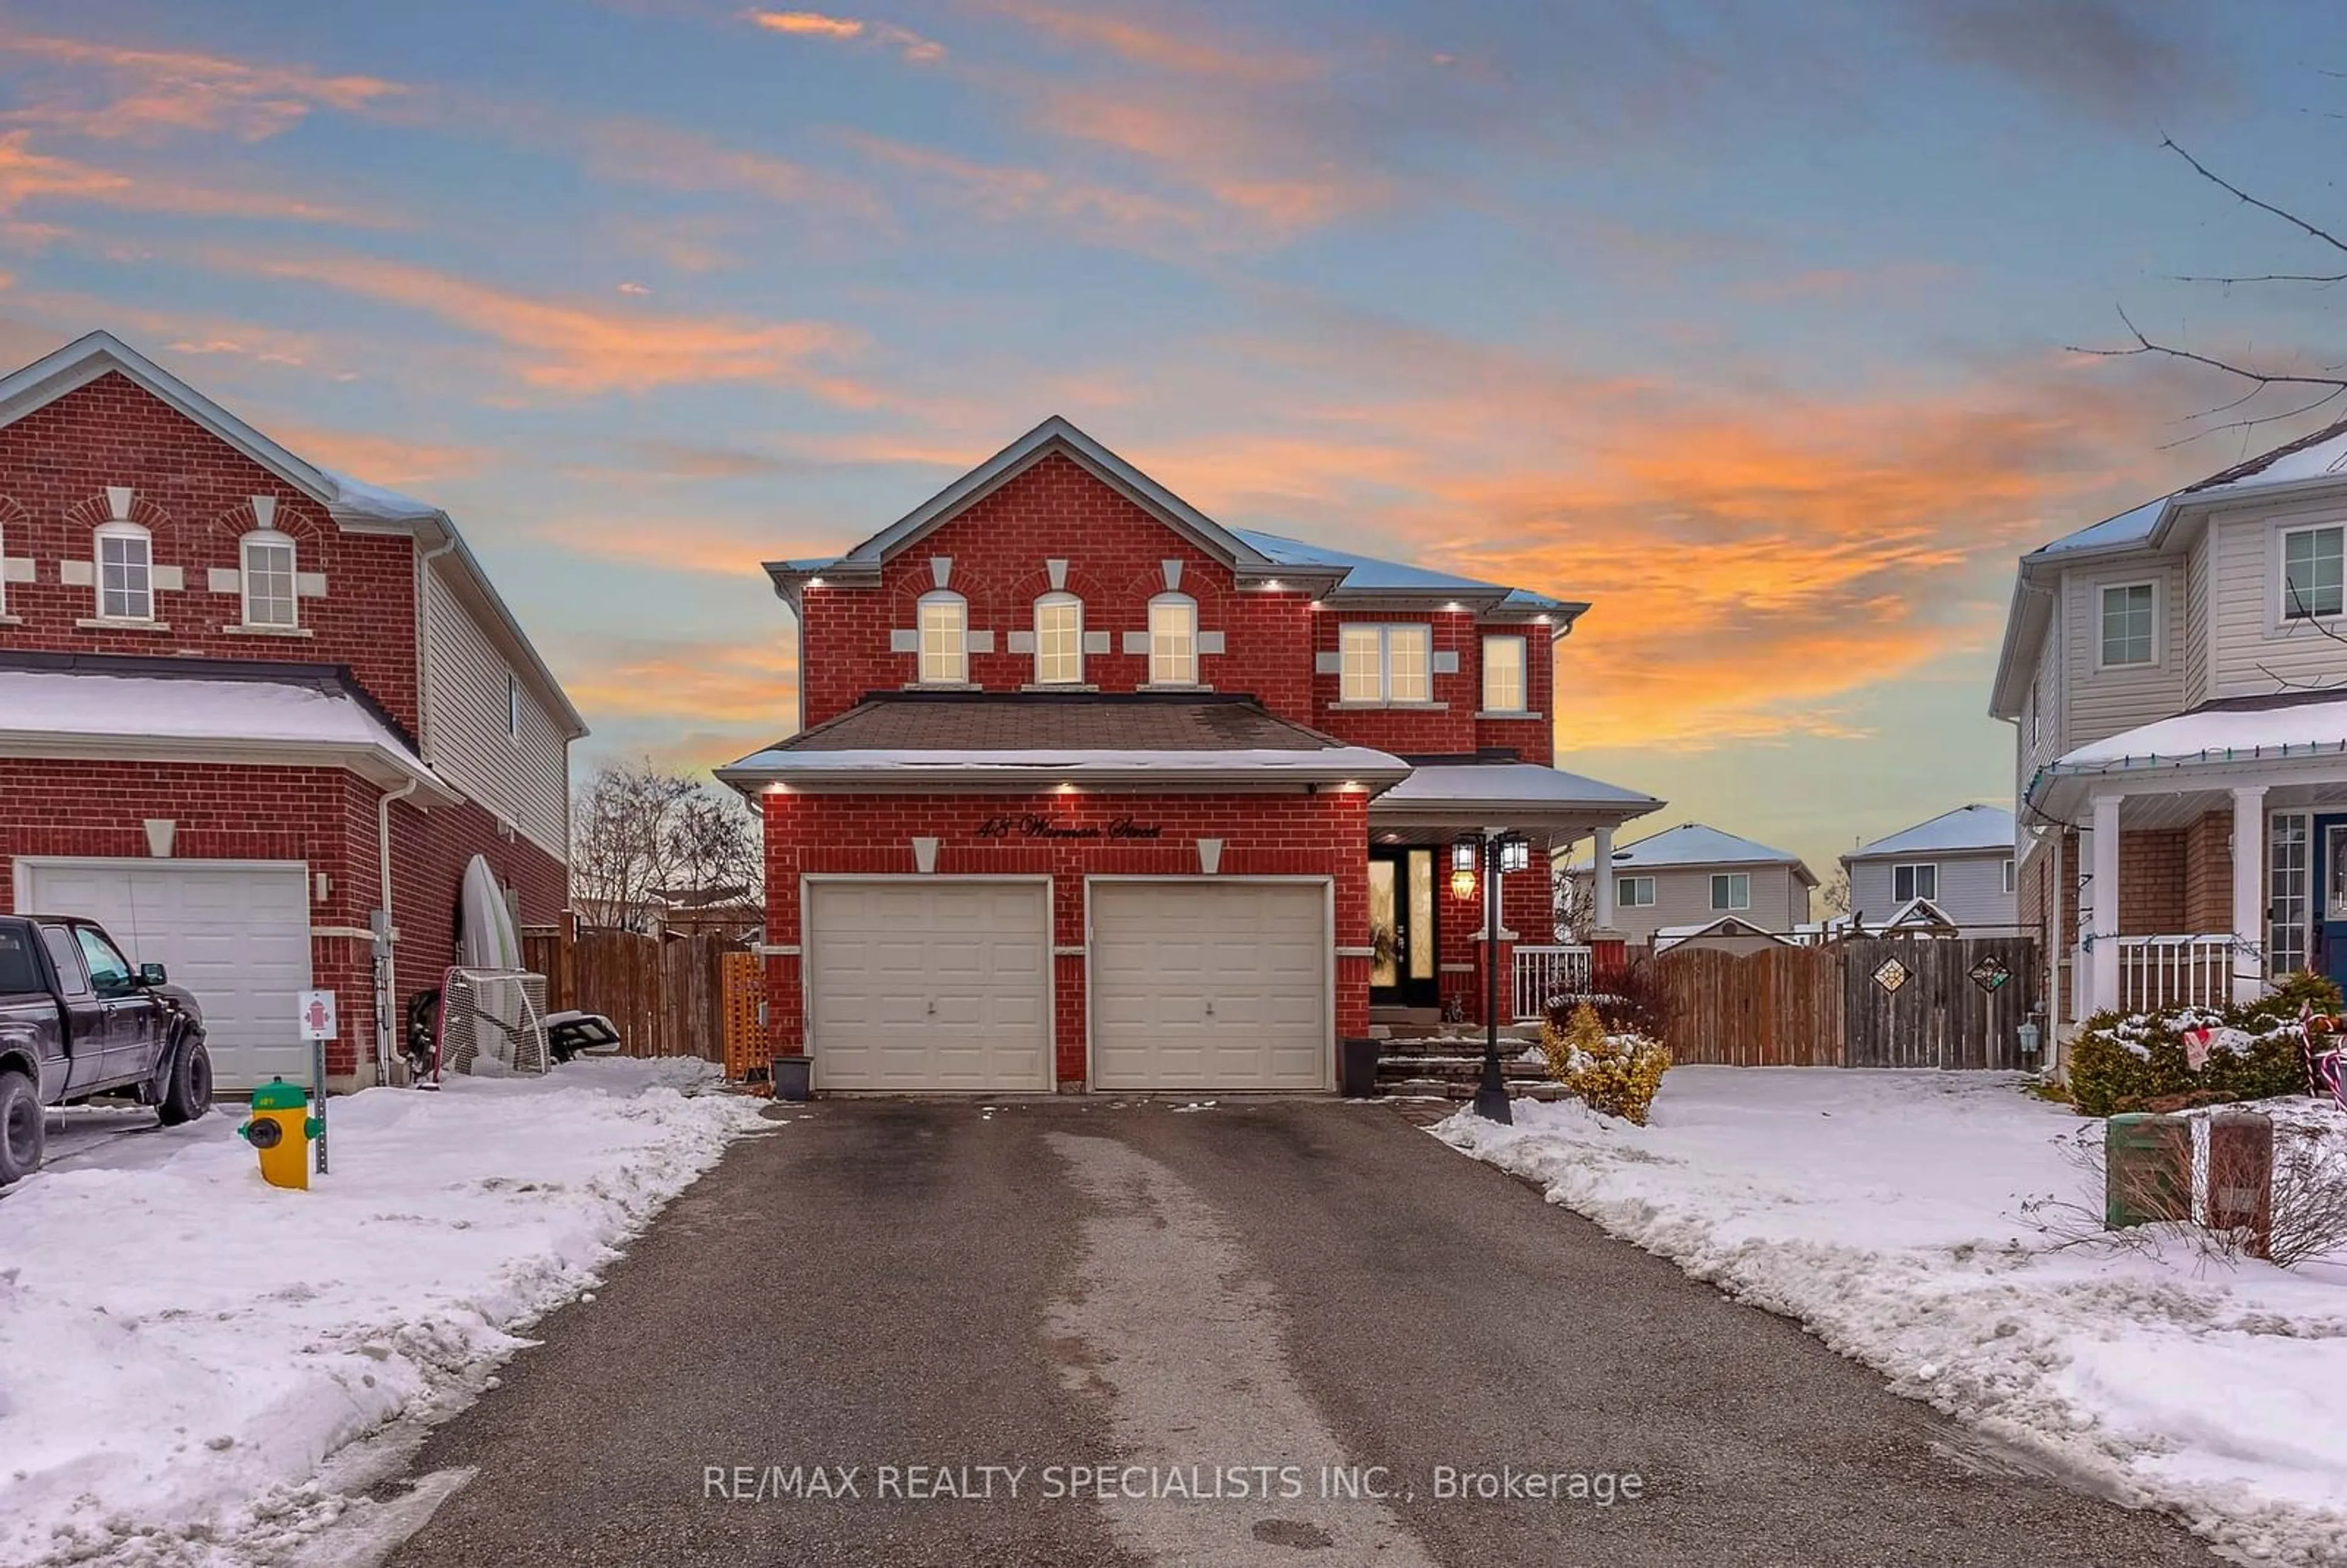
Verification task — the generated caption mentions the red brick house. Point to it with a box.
[719,417,1661,1092]
[0,332,584,1091]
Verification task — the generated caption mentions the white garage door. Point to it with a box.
[805,880,1052,1091]
[17,860,312,1091]
[1090,880,1329,1091]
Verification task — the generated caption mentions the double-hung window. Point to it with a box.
[2284,526,2345,620]
[1617,875,1656,908]
[1034,592,1083,684]
[96,522,153,621]
[1339,623,1433,704]
[1482,636,1527,713]
[2002,858,2016,895]
[241,529,298,628]
[1892,863,1938,903]
[917,592,968,684]
[2098,582,2154,667]
[1148,593,1196,685]
[1710,873,1750,912]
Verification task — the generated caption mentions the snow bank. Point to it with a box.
[0,1058,763,1567]
[1436,1069,2347,1566]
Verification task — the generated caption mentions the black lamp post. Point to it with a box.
[1455,830,1530,1123]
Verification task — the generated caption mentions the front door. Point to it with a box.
[1368,849,1441,1009]
[2318,816,2347,992]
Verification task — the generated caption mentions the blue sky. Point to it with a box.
[1,0,2343,877]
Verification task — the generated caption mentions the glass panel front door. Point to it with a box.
[2314,816,2347,991]
[1368,849,1441,1008]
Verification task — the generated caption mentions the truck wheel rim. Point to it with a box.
[188,1050,211,1106]
[3,1096,35,1168]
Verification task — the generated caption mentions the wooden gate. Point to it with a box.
[518,926,738,1062]
[1840,935,2036,1070]
[1648,934,2037,1069]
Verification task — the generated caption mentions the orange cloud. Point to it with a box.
[556,634,801,771]
[268,425,490,489]
[745,10,944,62]
[0,29,404,144]
[530,514,796,576]
[0,131,378,223]
[231,251,876,400]
[983,0,1314,85]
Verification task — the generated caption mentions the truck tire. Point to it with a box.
[156,1035,215,1127]
[0,1069,42,1185]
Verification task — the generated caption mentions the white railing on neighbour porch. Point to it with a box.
[2114,935,2237,1013]
[1513,945,1595,1021]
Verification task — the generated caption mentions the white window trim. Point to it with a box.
[1617,874,1656,909]
[2002,857,2016,895]
[1147,592,1198,688]
[916,590,969,686]
[2277,521,2347,626]
[1337,622,1435,706]
[1481,633,1529,714]
[1710,872,1750,913]
[1033,591,1084,686]
[1892,862,1939,903]
[2094,579,2158,670]
[93,519,155,623]
[238,526,299,631]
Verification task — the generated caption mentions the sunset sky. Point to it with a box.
[1,0,2342,877]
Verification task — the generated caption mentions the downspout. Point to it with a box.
[377,777,420,1085]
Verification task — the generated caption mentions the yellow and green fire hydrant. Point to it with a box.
[238,1077,322,1190]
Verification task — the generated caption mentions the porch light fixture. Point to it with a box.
[808,577,825,588]
[1498,833,1530,874]
[1450,837,1479,872]
[1450,865,1477,901]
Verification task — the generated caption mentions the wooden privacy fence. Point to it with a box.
[521,927,749,1063]
[1650,935,2037,1070]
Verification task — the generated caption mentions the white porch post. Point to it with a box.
[2232,785,2268,1003]
[2090,793,2121,1015]
[1592,825,1617,932]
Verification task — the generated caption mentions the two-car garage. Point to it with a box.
[801,877,1332,1093]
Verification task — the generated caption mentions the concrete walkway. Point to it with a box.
[380,1099,2219,1567]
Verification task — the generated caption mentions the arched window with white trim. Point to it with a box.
[240,526,298,628]
[917,590,968,684]
[95,521,153,621]
[1148,592,1197,686]
[1034,591,1083,685]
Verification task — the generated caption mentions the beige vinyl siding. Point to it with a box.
[1846,850,2015,928]
[2016,609,2065,808]
[2062,562,2183,752]
[1600,863,1809,940]
[2208,502,2347,697]
[422,566,568,860]
[2183,525,2211,708]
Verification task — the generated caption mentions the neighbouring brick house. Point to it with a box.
[0,332,584,1090]
[719,417,1662,1093]
[1993,414,2347,1030]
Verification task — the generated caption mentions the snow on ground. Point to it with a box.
[0,1057,765,1568]
[1436,1068,2347,1567]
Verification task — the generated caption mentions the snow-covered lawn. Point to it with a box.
[0,1058,765,1568]
[1437,1069,2347,1567]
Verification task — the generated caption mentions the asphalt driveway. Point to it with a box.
[378,1099,2219,1567]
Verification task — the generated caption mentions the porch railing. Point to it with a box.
[2114,935,2237,1014]
[1513,945,1594,1021]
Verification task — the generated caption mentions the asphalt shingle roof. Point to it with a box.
[771,692,1351,753]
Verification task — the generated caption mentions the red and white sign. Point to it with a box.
[299,990,337,1041]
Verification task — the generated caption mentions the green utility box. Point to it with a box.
[2106,1112,2191,1229]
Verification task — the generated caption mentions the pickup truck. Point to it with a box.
[0,914,213,1185]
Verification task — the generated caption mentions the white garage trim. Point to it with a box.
[799,874,1055,1093]
[1082,876,1334,1093]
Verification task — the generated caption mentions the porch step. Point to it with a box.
[1376,1025,1544,1051]
[1375,1053,1552,1084]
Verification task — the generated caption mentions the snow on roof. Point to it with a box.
[1579,821,1809,877]
[717,745,1409,784]
[0,669,439,786]
[2045,694,2347,777]
[316,466,439,524]
[2035,417,2347,558]
[1653,916,1788,950]
[1847,804,2016,859]
[1376,761,1658,810]
[1232,529,1499,595]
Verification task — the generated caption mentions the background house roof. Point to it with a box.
[1570,821,1818,884]
[1845,804,2016,860]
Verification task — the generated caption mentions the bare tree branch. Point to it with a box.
[2163,136,2347,259]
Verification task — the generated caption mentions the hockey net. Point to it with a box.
[435,967,552,1080]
